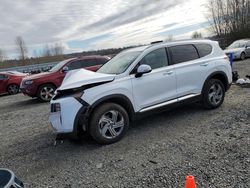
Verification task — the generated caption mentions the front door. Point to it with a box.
[131,48,177,111]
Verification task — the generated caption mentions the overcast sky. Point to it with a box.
[0,0,209,58]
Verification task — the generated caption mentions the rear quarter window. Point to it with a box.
[195,43,213,57]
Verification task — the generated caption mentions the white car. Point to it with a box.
[49,40,232,144]
[224,39,250,60]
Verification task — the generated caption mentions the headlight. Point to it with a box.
[53,87,84,100]
[24,80,33,85]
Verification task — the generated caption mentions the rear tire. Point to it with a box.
[89,103,129,145]
[240,52,246,60]
[7,84,19,95]
[37,84,56,102]
[202,79,225,109]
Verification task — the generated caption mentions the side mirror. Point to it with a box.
[62,66,69,73]
[135,64,152,78]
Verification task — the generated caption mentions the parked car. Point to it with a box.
[224,39,250,60]
[0,71,27,95]
[20,56,110,102]
[49,40,232,144]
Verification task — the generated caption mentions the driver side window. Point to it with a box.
[140,48,168,70]
[67,60,82,71]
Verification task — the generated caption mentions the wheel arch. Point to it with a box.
[203,71,229,92]
[36,82,57,95]
[74,94,135,135]
[90,94,135,121]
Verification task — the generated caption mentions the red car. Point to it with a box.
[20,56,110,102]
[0,71,27,95]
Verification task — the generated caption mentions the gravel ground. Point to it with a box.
[0,59,249,188]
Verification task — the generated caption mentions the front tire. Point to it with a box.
[202,79,225,109]
[7,84,19,95]
[89,103,129,145]
[37,84,56,102]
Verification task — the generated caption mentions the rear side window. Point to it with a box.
[170,44,199,64]
[96,58,109,65]
[140,48,168,69]
[80,59,97,68]
[195,43,212,57]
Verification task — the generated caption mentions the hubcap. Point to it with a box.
[40,86,54,101]
[8,85,19,94]
[98,110,124,139]
[208,83,223,106]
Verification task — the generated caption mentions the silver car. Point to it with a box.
[224,39,250,60]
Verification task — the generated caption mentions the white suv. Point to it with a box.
[49,40,232,144]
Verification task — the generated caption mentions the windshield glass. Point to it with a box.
[49,60,69,72]
[228,41,247,49]
[97,51,141,74]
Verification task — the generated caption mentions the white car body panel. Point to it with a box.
[49,97,82,133]
[131,66,176,110]
[59,69,115,90]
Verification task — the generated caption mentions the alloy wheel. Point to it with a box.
[98,110,125,139]
[208,83,223,106]
[8,85,19,95]
[40,86,55,101]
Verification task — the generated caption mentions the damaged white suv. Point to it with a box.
[49,40,232,144]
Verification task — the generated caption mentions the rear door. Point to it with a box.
[169,43,213,98]
[131,48,177,110]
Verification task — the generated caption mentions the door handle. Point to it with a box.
[163,70,174,76]
[200,63,209,67]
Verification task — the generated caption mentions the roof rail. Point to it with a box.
[151,41,163,45]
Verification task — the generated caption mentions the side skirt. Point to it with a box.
[134,94,201,120]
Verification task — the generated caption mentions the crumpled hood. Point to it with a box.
[22,71,54,80]
[224,48,244,54]
[58,69,115,90]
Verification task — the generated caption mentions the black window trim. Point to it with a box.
[168,44,200,65]
[129,47,170,75]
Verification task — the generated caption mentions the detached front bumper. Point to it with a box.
[49,97,88,135]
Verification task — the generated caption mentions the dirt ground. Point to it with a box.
[0,59,249,188]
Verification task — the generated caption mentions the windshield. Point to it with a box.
[49,60,69,72]
[228,41,247,49]
[97,51,141,74]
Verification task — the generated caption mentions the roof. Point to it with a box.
[123,39,214,53]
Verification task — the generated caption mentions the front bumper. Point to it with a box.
[20,83,38,97]
[49,97,88,134]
